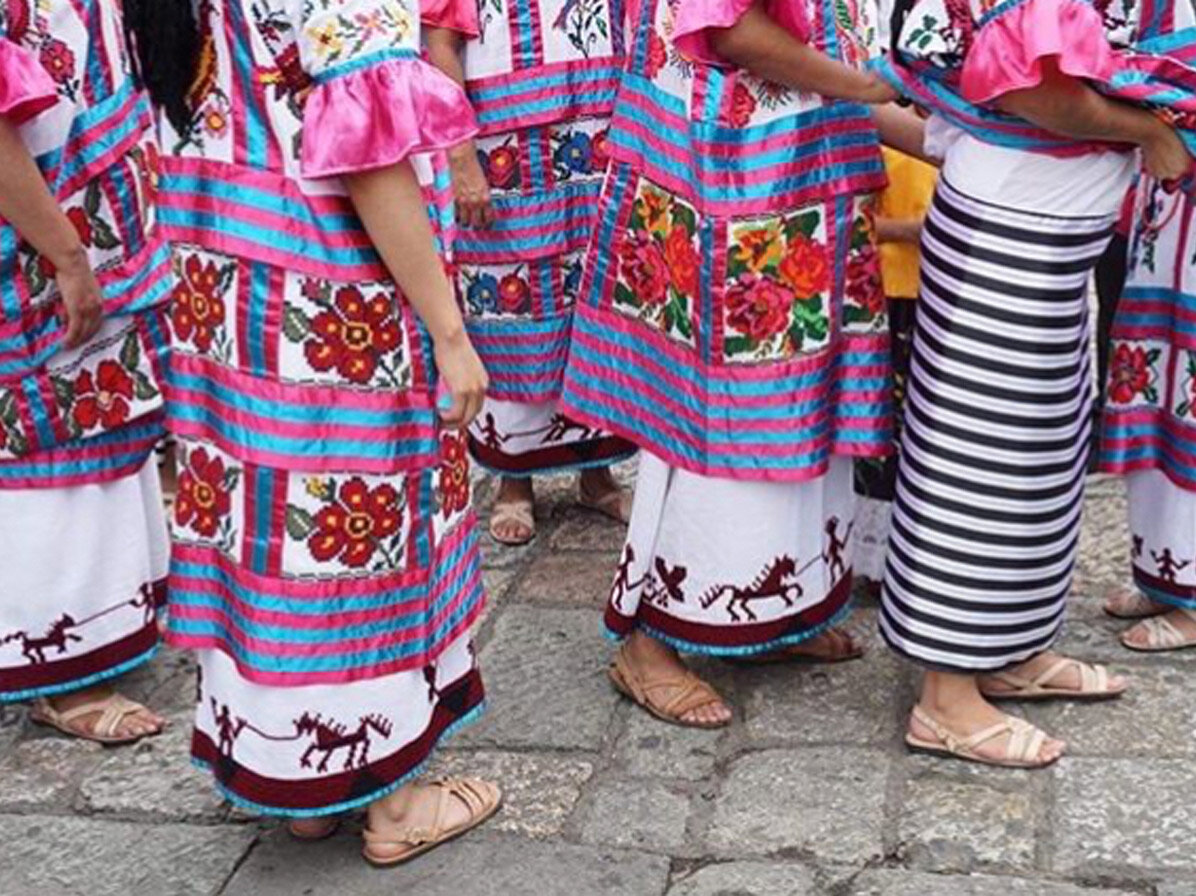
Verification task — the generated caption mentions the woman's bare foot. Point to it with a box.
[1104,590,1168,620]
[622,631,732,727]
[578,466,632,524]
[978,651,1128,699]
[288,816,339,841]
[732,626,864,665]
[490,476,535,545]
[913,670,1065,765]
[37,684,165,742]
[1122,607,1196,651]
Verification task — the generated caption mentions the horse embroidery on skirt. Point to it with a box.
[700,556,805,623]
[296,712,394,773]
[1,614,83,664]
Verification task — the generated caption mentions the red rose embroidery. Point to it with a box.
[175,447,233,538]
[778,235,831,299]
[439,434,470,518]
[591,128,611,170]
[66,208,92,247]
[172,255,227,353]
[308,478,402,568]
[305,286,401,384]
[498,273,531,313]
[619,230,669,306]
[725,275,793,343]
[729,82,757,128]
[1108,344,1151,404]
[485,145,520,190]
[72,361,134,432]
[39,38,75,85]
[846,245,884,317]
[663,224,699,298]
[644,31,667,79]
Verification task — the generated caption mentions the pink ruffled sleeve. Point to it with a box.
[0,38,58,124]
[420,0,480,37]
[673,0,809,66]
[959,0,1117,104]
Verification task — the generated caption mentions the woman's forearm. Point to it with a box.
[0,119,86,270]
[708,5,890,103]
[345,160,466,345]
[872,103,931,162]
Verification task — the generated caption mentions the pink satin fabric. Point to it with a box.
[419,0,481,37]
[673,0,811,66]
[959,0,1116,104]
[0,38,58,123]
[300,58,479,178]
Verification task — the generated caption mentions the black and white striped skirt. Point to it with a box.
[879,178,1115,672]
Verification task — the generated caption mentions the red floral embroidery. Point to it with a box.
[176,448,233,538]
[1109,344,1151,403]
[305,286,401,384]
[592,128,611,170]
[308,478,402,568]
[66,207,93,247]
[498,273,531,313]
[439,434,470,518]
[663,224,700,298]
[729,82,757,128]
[173,255,227,353]
[618,230,670,306]
[39,38,75,85]
[725,275,793,343]
[485,145,520,190]
[644,31,667,79]
[846,244,884,317]
[778,235,831,299]
[72,361,134,432]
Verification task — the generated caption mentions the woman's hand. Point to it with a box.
[1142,122,1193,183]
[449,143,494,230]
[856,77,900,106]
[54,248,103,349]
[433,328,489,429]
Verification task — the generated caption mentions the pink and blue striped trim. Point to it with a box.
[467,313,571,402]
[467,57,621,136]
[0,415,164,489]
[453,185,602,263]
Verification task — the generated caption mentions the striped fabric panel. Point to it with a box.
[166,352,440,476]
[609,75,886,217]
[467,314,571,403]
[467,57,621,136]
[879,180,1114,672]
[0,415,165,489]
[560,308,890,482]
[166,518,485,685]
[452,185,602,263]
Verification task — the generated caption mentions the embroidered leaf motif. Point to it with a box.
[120,332,142,371]
[285,505,316,540]
[90,216,122,251]
[283,304,312,342]
[84,181,102,217]
[132,370,159,401]
[51,376,74,410]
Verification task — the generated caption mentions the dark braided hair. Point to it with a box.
[124,0,200,133]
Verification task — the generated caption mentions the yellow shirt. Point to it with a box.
[878,148,938,300]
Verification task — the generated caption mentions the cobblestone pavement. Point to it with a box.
[4,471,1196,896]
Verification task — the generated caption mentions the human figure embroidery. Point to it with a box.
[1,615,82,665]
[824,518,853,582]
[1153,548,1191,584]
[608,545,645,612]
[210,699,246,760]
[1133,534,1145,559]
[475,414,509,452]
[296,713,394,774]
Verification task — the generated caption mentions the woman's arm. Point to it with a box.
[0,118,102,348]
[424,27,493,229]
[707,4,896,104]
[998,59,1191,180]
[345,160,488,427]
[876,216,923,244]
[872,103,931,163]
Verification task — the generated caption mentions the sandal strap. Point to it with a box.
[52,694,144,738]
[1137,615,1187,649]
[364,778,494,847]
[911,705,1046,763]
[1005,717,1047,764]
[614,646,723,720]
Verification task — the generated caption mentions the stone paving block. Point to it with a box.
[0,738,103,811]
[1157,882,1196,896]
[428,749,594,838]
[577,779,692,853]
[1072,483,1130,600]
[515,550,617,608]
[0,814,255,896]
[0,703,27,755]
[896,761,1040,872]
[224,831,671,896]
[850,870,1138,895]
[1055,757,1196,874]
[1052,617,1156,665]
[707,747,888,864]
[76,719,226,821]
[667,861,819,895]
[550,508,630,554]
[456,607,620,750]
[742,651,909,747]
[1027,665,1196,758]
[614,710,721,779]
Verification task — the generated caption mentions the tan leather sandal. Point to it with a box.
[980,658,1126,702]
[727,627,864,666]
[1121,608,1196,652]
[489,499,535,546]
[30,693,164,745]
[905,705,1060,769]
[577,481,632,524]
[608,644,731,729]
[1104,590,1168,620]
[362,777,502,867]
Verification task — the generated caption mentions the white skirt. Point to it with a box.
[0,459,168,700]
[1127,469,1196,609]
[604,453,856,655]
